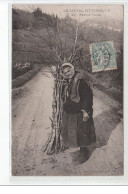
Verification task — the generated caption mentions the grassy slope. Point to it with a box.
[12,27,123,103]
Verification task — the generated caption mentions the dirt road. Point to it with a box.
[12,67,123,176]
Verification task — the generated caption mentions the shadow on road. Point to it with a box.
[70,142,97,165]
[94,108,121,148]
[70,108,121,164]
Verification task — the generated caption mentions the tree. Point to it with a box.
[32,8,43,17]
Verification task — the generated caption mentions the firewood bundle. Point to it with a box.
[42,22,82,155]
[42,64,64,155]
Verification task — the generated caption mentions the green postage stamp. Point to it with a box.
[89,41,117,72]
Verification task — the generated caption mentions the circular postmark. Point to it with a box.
[92,44,110,70]
[90,41,117,72]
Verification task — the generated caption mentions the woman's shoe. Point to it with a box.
[73,147,89,165]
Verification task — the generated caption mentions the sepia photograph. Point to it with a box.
[11,4,123,176]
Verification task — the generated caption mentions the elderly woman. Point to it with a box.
[61,63,96,164]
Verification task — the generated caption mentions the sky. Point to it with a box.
[13,4,123,22]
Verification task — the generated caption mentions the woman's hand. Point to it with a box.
[81,110,89,122]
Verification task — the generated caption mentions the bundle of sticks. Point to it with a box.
[42,64,64,155]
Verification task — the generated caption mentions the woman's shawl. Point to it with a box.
[63,72,84,103]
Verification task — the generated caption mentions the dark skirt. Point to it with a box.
[61,111,96,148]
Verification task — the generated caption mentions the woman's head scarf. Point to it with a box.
[62,63,74,69]
[61,63,74,73]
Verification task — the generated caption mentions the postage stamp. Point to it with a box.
[89,41,117,72]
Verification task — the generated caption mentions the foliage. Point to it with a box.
[12,62,32,79]
[12,64,42,88]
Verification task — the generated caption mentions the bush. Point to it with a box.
[12,64,42,88]
[12,62,32,79]
[12,87,29,99]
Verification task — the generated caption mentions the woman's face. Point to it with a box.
[62,67,75,79]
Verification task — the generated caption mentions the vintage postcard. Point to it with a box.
[11,4,123,176]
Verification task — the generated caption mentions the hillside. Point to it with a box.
[12,8,123,103]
